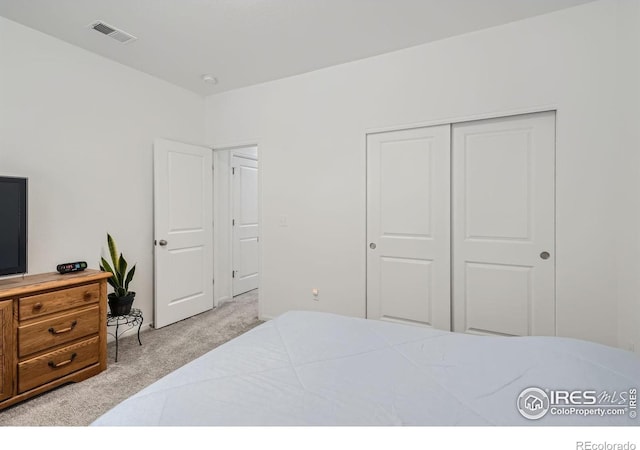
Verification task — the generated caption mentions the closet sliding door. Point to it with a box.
[366,111,556,336]
[451,111,556,336]
[366,125,451,330]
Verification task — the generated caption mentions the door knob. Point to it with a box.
[158,240,168,246]
[540,251,550,260]
[369,243,376,250]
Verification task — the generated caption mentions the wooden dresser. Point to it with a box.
[0,269,111,410]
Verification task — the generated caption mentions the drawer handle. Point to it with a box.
[48,353,77,369]
[33,302,43,311]
[83,292,93,300]
[48,320,78,335]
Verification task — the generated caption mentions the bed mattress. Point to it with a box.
[92,310,640,426]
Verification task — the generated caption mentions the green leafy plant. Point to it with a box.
[99,233,136,298]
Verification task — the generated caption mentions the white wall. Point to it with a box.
[205,0,639,351]
[0,16,205,332]
[616,0,640,353]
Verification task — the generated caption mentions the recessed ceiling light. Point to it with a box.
[201,74,218,85]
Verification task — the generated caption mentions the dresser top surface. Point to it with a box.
[0,269,112,299]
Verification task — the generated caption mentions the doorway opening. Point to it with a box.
[213,145,260,307]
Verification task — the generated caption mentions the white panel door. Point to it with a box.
[232,155,259,296]
[366,125,451,329]
[452,111,555,336]
[153,138,213,329]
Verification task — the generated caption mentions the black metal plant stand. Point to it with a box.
[106,308,143,362]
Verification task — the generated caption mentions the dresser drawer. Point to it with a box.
[19,283,100,321]
[18,306,99,357]
[18,336,99,393]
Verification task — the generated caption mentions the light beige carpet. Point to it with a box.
[0,290,261,426]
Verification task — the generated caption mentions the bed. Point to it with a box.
[91,310,640,426]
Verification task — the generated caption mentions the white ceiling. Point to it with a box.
[0,0,596,96]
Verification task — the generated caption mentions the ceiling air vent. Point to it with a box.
[88,21,137,44]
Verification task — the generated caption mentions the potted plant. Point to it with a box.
[100,233,136,316]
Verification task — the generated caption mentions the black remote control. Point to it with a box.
[57,261,88,274]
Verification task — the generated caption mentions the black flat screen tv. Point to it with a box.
[0,176,28,276]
